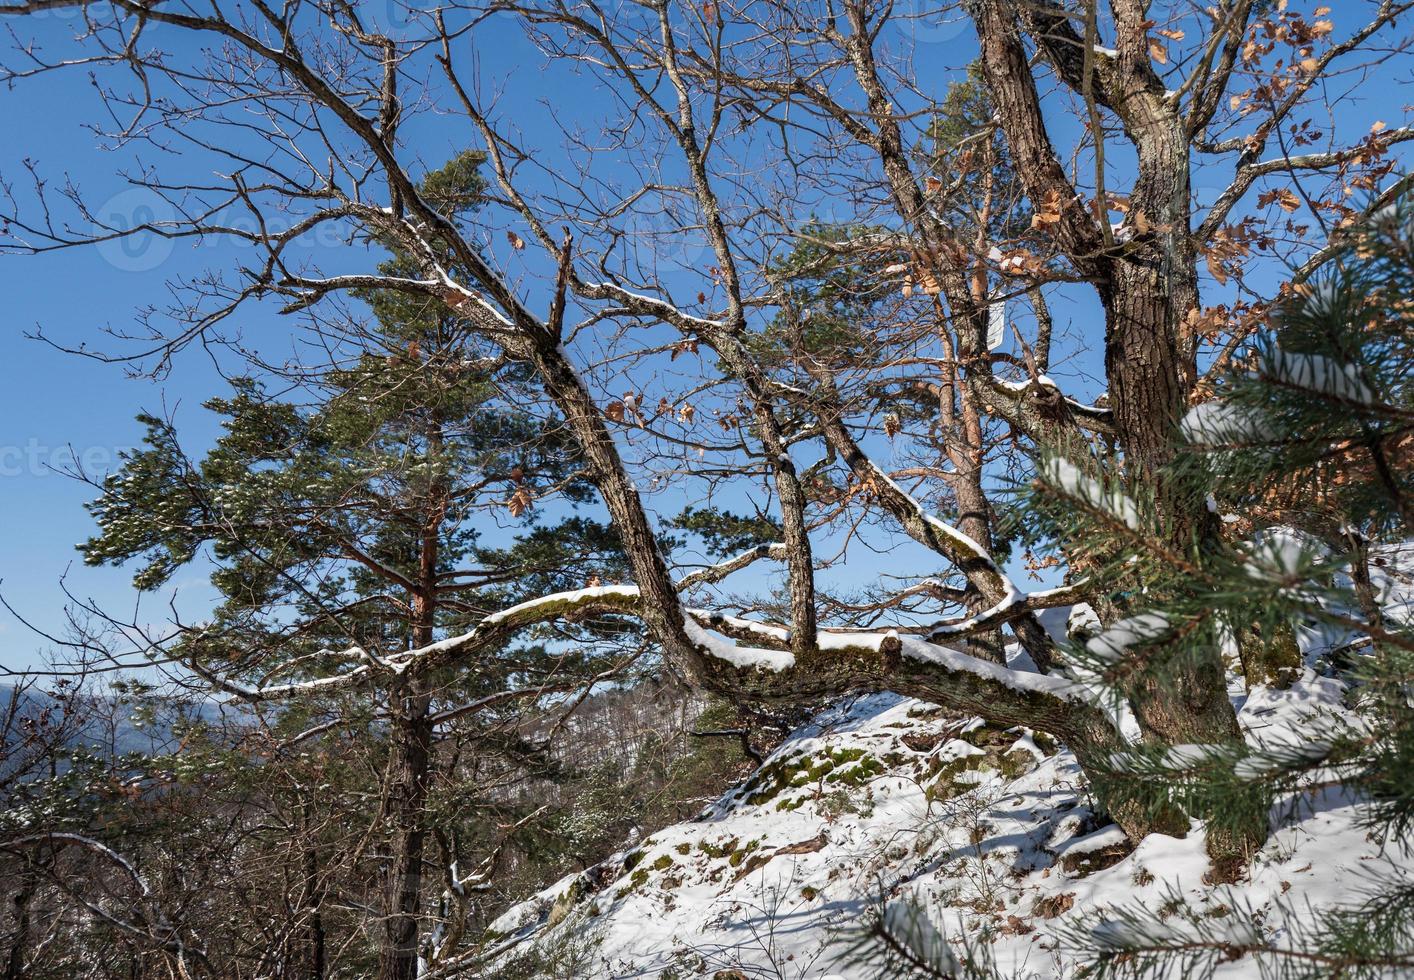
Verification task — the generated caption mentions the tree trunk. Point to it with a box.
[297,815,327,980]
[963,0,1265,870]
[378,681,433,980]
[1103,92,1264,876]
[378,453,444,980]
[3,866,35,980]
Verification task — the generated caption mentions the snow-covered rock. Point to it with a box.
[487,674,1400,978]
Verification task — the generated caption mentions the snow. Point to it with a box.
[1066,602,1102,638]
[1084,612,1169,665]
[881,899,961,974]
[1041,458,1141,530]
[1181,399,1272,445]
[1243,527,1323,585]
[865,463,1008,582]
[1053,824,1128,860]
[926,588,1023,638]
[682,616,795,672]
[1264,347,1376,404]
[580,280,728,331]
[488,639,1410,978]
[897,635,1089,702]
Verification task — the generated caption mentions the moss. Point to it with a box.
[998,748,1034,780]
[727,838,762,868]
[547,877,587,927]
[741,745,886,805]
[733,851,773,879]
[674,843,692,856]
[825,754,886,786]
[925,753,990,802]
[1243,621,1303,689]
[629,868,650,889]
[651,855,674,872]
[700,837,739,860]
[925,735,1038,803]
[956,722,1015,751]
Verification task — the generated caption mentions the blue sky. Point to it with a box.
[0,2,1408,675]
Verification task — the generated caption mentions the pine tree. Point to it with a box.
[1022,191,1414,977]
[840,189,1414,980]
[79,152,636,979]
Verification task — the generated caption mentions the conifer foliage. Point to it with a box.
[1025,196,1414,977]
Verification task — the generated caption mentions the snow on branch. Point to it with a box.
[1039,457,1142,531]
[675,543,789,590]
[1,832,152,898]
[896,635,1090,705]
[926,581,1088,642]
[821,413,1017,600]
[1261,346,1376,405]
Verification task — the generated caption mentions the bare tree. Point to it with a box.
[1,0,1410,969]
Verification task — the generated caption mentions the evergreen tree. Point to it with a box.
[79,152,635,979]
[842,188,1414,980]
[1024,192,1414,976]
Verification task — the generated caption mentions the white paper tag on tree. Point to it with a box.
[987,299,1006,350]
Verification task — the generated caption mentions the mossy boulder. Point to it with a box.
[924,723,1040,802]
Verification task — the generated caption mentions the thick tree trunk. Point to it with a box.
[377,458,444,980]
[378,684,433,980]
[962,0,1265,871]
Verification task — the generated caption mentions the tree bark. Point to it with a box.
[377,442,444,980]
[3,866,35,980]
[963,0,1264,868]
[378,683,433,980]
[297,808,327,980]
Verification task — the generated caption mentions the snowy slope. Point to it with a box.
[486,661,1404,979]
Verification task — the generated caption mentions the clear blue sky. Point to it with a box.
[0,3,1408,675]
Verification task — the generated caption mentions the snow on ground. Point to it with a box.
[486,660,1400,979]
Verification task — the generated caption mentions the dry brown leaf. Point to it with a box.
[1206,252,1229,286]
[507,486,533,518]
